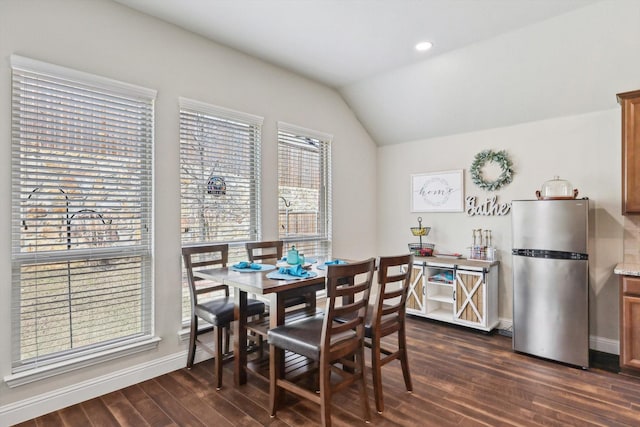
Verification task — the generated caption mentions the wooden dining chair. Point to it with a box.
[267,258,376,427]
[245,240,315,310]
[182,243,266,389]
[367,253,414,413]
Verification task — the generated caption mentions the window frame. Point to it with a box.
[7,55,158,386]
[178,97,263,322]
[277,121,332,260]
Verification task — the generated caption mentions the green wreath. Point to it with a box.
[470,149,514,191]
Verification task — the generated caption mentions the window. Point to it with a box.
[179,98,262,320]
[277,122,332,259]
[9,55,156,382]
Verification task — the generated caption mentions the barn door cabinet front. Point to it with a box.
[407,257,499,332]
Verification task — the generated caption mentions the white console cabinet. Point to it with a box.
[407,257,499,332]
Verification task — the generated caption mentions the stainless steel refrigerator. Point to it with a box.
[511,199,589,368]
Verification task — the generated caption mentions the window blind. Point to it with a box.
[277,122,332,259]
[179,98,263,319]
[10,55,155,373]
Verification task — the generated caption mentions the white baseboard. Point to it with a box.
[498,317,620,355]
[0,351,190,427]
[590,335,619,355]
[497,318,513,332]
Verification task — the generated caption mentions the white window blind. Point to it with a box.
[10,55,155,375]
[277,122,332,259]
[179,98,262,320]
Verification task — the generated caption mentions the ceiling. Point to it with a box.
[113,0,604,144]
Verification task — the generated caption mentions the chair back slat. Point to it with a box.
[246,240,283,263]
[385,271,410,284]
[382,287,404,300]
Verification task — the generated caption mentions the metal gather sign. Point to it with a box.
[465,195,511,216]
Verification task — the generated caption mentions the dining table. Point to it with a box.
[197,263,327,386]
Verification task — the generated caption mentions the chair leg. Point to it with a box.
[214,326,223,390]
[319,360,332,427]
[223,326,230,355]
[357,346,371,423]
[399,324,413,392]
[370,335,384,413]
[187,315,198,369]
[256,313,265,360]
[269,345,283,417]
[258,335,264,360]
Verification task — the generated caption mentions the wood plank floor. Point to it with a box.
[14,317,640,426]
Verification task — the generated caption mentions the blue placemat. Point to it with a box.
[266,270,318,280]
[231,264,276,272]
[316,260,348,270]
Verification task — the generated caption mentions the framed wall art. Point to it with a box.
[411,169,464,212]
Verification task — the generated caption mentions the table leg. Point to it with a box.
[269,294,285,328]
[234,290,248,386]
[269,293,287,406]
[305,291,317,311]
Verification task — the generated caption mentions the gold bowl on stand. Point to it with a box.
[410,226,430,236]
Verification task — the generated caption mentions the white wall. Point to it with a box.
[0,0,377,422]
[378,108,623,347]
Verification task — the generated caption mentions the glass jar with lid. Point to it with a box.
[535,176,579,200]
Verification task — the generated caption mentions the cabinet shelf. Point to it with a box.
[426,280,453,287]
[428,294,453,304]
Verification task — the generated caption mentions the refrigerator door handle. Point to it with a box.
[512,248,588,260]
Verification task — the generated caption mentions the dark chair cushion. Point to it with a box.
[268,315,355,360]
[195,297,265,327]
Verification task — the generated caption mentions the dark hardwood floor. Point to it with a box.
[14,317,640,426]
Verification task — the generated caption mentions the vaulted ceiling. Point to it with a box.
[114,0,621,145]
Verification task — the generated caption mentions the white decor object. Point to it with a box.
[411,169,464,212]
[465,195,511,216]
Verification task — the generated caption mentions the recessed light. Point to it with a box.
[415,41,433,52]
